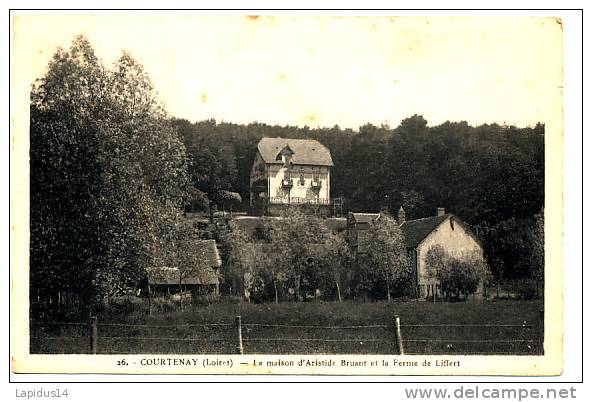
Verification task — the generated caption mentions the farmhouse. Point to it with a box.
[347,207,483,299]
[250,137,334,216]
[145,240,222,296]
[399,207,484,299]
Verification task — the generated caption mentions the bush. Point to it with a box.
[437,256,490,301]
[489,278,539,300]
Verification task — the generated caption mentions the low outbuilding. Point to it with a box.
[145,240,222,296]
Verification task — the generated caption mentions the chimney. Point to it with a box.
[436,207,445,217]
[398,206,406,224]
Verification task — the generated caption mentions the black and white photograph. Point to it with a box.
[10,12,566,375]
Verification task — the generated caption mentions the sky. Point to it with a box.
[13,14,563,129]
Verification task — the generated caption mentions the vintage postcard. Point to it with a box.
[10,13,563,375]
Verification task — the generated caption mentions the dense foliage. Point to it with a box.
[218,209,349,303]
[174,115,544,281]
[437,257,491,300]
[30,36,191,313]
[356,214,412,300]
[425,246,492,300]
[217,221,261,301]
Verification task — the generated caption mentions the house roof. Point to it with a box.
[349,212,381,224]
[257,137,334,166]
[146,240,221,285]
[400,214,451,249]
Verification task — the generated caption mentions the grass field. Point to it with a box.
[30,299,544,355]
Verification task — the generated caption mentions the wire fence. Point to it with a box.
[30,311,544,355]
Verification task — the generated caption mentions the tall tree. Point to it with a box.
[262,208,346,302]
[358,214,411,301]
[529,208,544,296]
[219,222,261,301]
[317,231,350,302]
[30,36,190,313]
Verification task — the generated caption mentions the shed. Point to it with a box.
[146,240,222,296]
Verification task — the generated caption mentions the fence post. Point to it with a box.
[538,309,544,354]
[147,285,152,316]
[89,316,98,354]
[520,319,528,353]
[235,315,244,354]
[393,314,404,355]
[433,285,437,302]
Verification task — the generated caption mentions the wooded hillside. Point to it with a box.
[174,116,544,280]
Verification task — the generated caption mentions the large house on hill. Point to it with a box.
[250,137,334,216]
[348,207,483,299]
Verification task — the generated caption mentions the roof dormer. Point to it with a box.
[277,145,294,166]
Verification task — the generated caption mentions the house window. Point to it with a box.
[299,174,305,185]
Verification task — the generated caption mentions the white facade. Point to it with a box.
[415,216,483,290]
[249,140,332,208]
[267,164,330,204]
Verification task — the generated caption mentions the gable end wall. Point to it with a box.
[416,217,483,286]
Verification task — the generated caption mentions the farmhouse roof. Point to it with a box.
[257,137,334,166]
[146,240,221,285]
[349,212,381,224]
[400,214,451,249]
